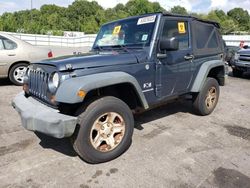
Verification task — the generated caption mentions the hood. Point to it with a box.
[35,50,148,71]
[238,49,250,55]
[238,49,250,61]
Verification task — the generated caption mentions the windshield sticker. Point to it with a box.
[137,15,156,25]
[113,25,121,35]
[178,22,186,34]
[142,34,148,41]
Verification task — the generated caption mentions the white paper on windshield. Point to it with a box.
[137,15,156,25]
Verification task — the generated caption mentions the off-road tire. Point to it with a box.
[193,77,220,116]
[73,96,134,164]
[9,63,28,86]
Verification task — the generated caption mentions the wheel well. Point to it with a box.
[8,61,30,75]
[207,66,225,86]
[84,83,143,110]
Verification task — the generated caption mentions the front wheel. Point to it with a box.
[73,96,134,164]
[193,77,220,116]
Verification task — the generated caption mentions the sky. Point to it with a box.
[0,0,250,15]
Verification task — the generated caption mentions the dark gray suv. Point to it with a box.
[232,49,250,77]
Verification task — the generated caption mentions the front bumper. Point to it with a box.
[235,61,250,67]
[12,92,77,138]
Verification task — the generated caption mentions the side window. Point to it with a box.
[2,38,17,50]
[0,39,4,50]
[161,20,189,50]
[194,23,219,49]
[207,32,218,48]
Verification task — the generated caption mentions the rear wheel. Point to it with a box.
[9,63,28,86]
[73,96,134,164]
[232,68,243,77]
[193,77,220,116]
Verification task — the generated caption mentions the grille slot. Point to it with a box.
[29,69,50,103]
[239,54,250,61]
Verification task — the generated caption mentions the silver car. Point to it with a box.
[0,33,53,85]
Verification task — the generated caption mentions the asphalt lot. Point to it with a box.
[0,72,250,188]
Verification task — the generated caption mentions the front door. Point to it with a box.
[157,19,194,98]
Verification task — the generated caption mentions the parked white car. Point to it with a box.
[0,32,53,85]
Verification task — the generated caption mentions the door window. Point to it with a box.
[161,20,189,50]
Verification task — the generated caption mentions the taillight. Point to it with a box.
[48,51,53,58]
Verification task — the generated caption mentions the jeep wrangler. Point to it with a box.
[12,13,226,163]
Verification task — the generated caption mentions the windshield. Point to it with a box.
[93,15,157,49]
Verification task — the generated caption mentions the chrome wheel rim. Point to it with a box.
[90,112,125,152]
[205,86,217,110]
[13,66,27,84]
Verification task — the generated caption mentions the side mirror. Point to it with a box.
[160,37,179,51]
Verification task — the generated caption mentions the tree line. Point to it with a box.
[0,0,249,35]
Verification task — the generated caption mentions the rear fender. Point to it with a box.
[191,60,225,92]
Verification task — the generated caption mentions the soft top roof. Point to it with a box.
[103,12,220,29]
[162,12,220,28]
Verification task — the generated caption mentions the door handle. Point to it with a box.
[8,54,16,56]
[184,55,194,61]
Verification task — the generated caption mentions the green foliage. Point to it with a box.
[227,8,250,31]
[0,17,3,31]
[171,6,188,15]
[0,0,249,35]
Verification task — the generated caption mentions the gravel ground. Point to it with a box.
[0,72,250,188]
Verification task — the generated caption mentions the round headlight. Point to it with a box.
[48,72,60,93]
[52,72,59,88]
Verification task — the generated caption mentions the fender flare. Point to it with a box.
[191,60,225,92]
[55,72,149,109]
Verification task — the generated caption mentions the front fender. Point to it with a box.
[55,72,149,109]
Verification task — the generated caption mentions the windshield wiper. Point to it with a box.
[110,44,131,53]
[93,45,104,51]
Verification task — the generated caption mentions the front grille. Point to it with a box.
[29,69,51,103]
[239,55,250,61]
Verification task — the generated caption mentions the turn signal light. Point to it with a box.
[77,90,86,98]
[23,84,29,93]
[50,95,56,104]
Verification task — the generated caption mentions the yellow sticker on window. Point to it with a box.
[178,22,186,34]
[113,25,121,35]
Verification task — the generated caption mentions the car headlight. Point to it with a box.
[52,72,59,88]
[49,72,60,93]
